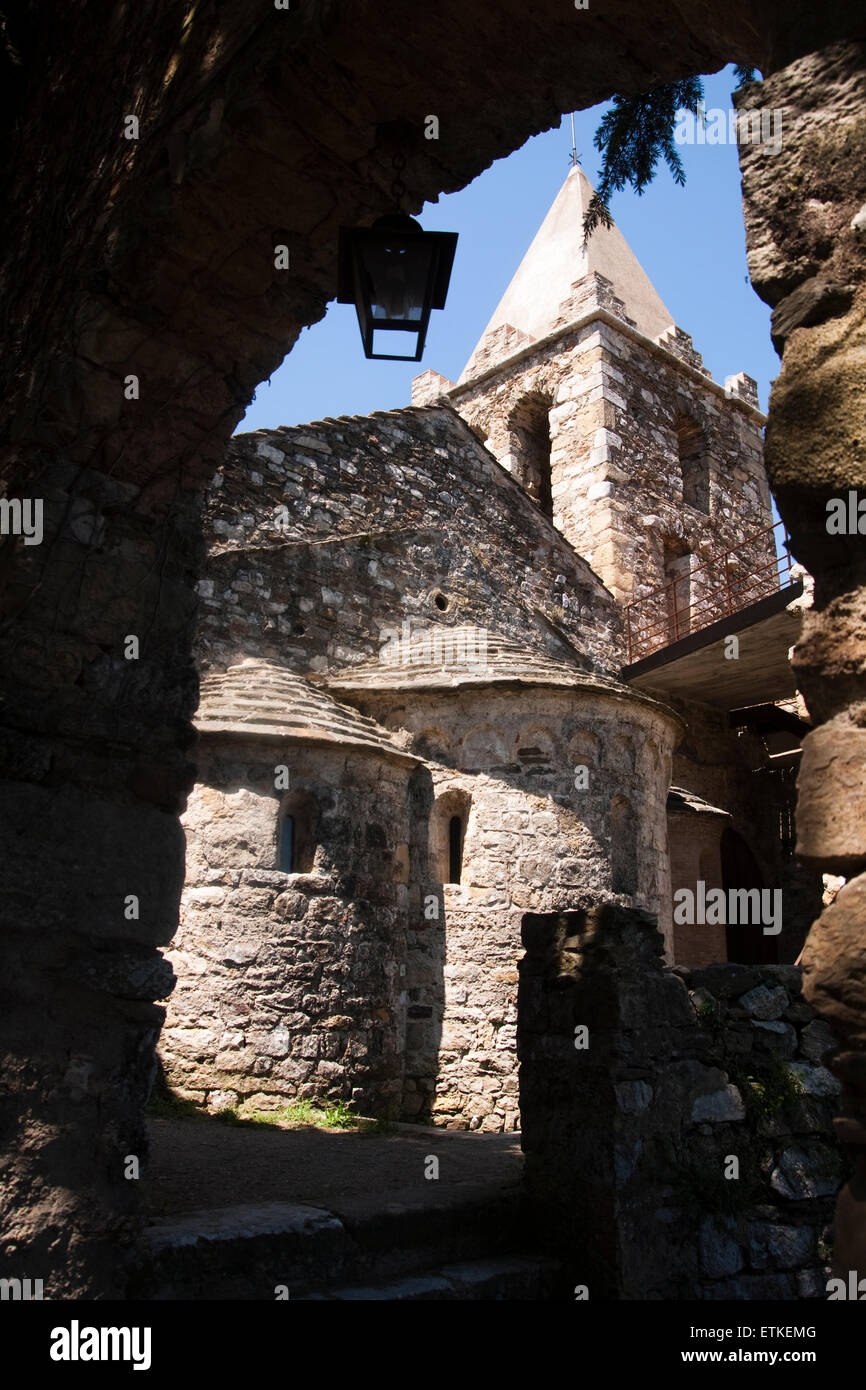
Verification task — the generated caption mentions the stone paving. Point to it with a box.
[145,1115,523,1221]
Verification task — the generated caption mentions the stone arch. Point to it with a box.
[568,729,601,768]
[5,0,857,1302]
[516,724,556,769]
[431,786,472,884]
[413,726,453,763]
[506,391,554,517]
[462,723,508,771]
[610,795,638,896]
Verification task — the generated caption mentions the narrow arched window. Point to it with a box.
[611,795,638,896]
[448,815,463,884]
[676,414,709,513]
[507,393,553,518]
[277,790,318,874]
[431,789,470,885]
[279,815,295,873]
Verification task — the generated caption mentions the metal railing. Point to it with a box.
[624,520,797,664]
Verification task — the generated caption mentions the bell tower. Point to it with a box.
[412,167,771,614]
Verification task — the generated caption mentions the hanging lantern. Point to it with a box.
[337,213,458,361]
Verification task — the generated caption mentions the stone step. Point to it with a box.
[295,1254,564,1301]
[142,1187,530,1300]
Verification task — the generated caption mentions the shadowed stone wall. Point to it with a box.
[519,906,844,1299]
[737,39,866,1280]
[195,408,621,677]
[345,681,679,1128]
[163,734,414,1117]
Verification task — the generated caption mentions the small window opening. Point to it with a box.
[277,789,318,874]
[508,393,553,518]
[448,815,463,884]
[279,814,295,872]
[676,415,710,513]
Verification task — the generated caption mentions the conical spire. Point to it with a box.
[461,167,674,379]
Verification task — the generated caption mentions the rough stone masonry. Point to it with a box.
[1,0,864,1299]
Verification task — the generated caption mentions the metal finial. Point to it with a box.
[569,112,581,168]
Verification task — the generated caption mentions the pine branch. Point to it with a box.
[582,77,704,243]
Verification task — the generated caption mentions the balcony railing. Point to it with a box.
[623,520,797,665]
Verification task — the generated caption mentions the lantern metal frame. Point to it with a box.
[337,214,458,362]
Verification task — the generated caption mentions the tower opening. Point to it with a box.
[507,393,553,517]
[663,540,692,641]
[611,795,638,895]
[676,414,710,513]
[721,828,778,965]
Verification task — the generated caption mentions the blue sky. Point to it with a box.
[238,66,779,433]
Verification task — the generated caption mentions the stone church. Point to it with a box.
[161,167,818,1131]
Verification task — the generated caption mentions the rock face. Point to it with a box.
[737,38,866,1281]
[519,908,844,1299]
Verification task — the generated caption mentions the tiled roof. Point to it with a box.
[195,659,417,762]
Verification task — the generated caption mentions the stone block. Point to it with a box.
[770,1143,842,1200]
[616,1079,652,1114]
[748,1221,815,1271]
[787,1062,841,1098]
[750,1020,797,1057]
[737,984,787,1020]
[700,1218,743,1278]
[687,964,758,999]
[801,873,866,1038]
[691,1085,745,1124]
[799,1019,839,1064]
[796,722,866,868]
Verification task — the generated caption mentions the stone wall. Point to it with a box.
[162,736,413,1117]
[163,679,680,1130]
[519,906,844,1299]
[195,407,621,679]
[736,40,866,1279]
[353,682,679,1129]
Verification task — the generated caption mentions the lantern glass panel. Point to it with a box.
[359,237,435,325]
